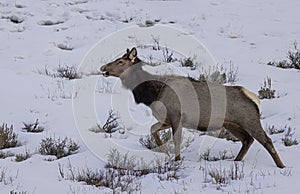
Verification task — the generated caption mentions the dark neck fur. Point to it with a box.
[120,63,165,106]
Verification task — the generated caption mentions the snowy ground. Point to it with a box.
[1,0,300,193]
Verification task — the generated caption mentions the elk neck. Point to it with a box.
[119,62,166,106]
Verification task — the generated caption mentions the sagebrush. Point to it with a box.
[56,65,81,79]
[39,136,79,159]
[39,65,81,79]
[139,129,172,150]
[180,57,196,70]
[198,63,238,84]
[22,119,44,133]
[268,41,300,70]
[0,151,14,159]
[282,127,298,146]
[258,77,275,99]
[90,110,124,136]
[266,125,285,135]
[202,162,244,188]
[59,149,181,192]
[0,124,18,149]
[15,149,31,162]
[200,149,234,161]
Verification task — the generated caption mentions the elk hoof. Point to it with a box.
[175,155,181,161]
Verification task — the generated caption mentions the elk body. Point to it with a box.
[100,48,285,168]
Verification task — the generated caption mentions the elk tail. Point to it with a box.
[241,87,260,110]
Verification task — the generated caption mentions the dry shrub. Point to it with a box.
[39,136,79,159]
[0,124,18,150]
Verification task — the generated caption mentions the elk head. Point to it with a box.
[100,47,140,77]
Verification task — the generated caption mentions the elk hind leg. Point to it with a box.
[224,122,254,161]
[250,127,285,168]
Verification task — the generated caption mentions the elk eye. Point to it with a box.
[118,61,123,64]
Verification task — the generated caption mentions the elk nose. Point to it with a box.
[100,65,106,72]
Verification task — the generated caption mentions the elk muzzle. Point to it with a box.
[100,65,109,77]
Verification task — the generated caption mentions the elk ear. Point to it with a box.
[121,48,131,58]
[128,47,137,61]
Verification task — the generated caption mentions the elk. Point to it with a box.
[100,47,285,168]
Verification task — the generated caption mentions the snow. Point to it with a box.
[1,0,300,193]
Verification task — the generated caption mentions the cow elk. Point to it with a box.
[100,48,285,168]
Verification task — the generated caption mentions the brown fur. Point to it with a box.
[100,48,285,168]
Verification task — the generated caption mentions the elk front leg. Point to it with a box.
[171,121,182,161]
[151,122,170,154]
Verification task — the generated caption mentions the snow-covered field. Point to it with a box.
[1,0,300,193]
